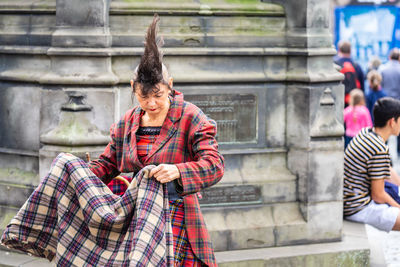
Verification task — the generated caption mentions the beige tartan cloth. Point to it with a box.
[1,153,174,266]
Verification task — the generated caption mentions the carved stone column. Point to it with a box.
[266,0,345,241]
[52,0,111,48]
[40,0,117,84]
[39,92,109,179]
[38,0,118,177]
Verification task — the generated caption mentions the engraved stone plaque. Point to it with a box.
[185,94,257,144]
[199,185,262,206]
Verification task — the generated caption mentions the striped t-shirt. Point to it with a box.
[343,127,391,216]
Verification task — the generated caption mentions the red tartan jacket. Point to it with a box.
[88,90,224,266]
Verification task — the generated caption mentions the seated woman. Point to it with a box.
[2,14,224,267]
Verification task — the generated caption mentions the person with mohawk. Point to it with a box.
[1,14,224,266]
[89,14,225,266]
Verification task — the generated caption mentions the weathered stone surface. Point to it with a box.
[261,181,296,203]
[179,84,286,150]
[110,13,286,48]
[0,221,370,267]
[0,0,345,255]
[306,202,343,240]
[0,12,55,46]
[308,149,343,202]
[217,250,369,267]
[0,183,34,208]
[52,0,111,48]
[0,84,41,152]
[288,146,343,204]
[39,145,106,179]
[0,153,38,175]
[215,221,369,267]
[0,167,38,186]
[41,54,118,85]
[203,205,275,251]
[199,185,262,206]
[0,250,54,267]
[40,88,116,135]
[0,207,19,235]
[287,83,344,149]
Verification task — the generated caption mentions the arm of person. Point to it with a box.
[371,178,400,208]
[173,118,224,196]
[88,123,121,184]
[368,151,400,207]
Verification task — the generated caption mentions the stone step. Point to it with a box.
[0,250,53,267]
[0,207,19,237]
[0,167,37,208]
[214,220,370,267]
[0,168,36,236]
[0,221,371,267]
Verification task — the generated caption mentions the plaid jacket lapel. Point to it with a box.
[146,92,183,160]
[127,108,144,168]
[146,117,177,160]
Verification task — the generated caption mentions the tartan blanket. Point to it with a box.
[1,153,174,266]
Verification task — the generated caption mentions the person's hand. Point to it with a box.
[149,164,181,184]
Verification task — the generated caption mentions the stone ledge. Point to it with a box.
[215,220,370,266]
[0,221,370,267]
[0,168,38,186]
[0,250,53,267]
[203,203,306,251]
[0,45,337,56]
[0,0,285,16]
[109,0,285,16]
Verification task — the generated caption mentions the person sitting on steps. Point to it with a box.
[344,97,400,232]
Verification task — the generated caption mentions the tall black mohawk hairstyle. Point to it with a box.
[135,14,165,92]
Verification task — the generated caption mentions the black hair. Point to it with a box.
[390,48,400,60]
[132,14,170,96]
[373,97,400,127]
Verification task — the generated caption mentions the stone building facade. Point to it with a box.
[0,0,352,263]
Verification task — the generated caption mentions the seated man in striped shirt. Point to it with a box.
[344,97,400,232]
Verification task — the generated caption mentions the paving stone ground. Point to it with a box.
[380,136,400,266]
[384,230,400,266]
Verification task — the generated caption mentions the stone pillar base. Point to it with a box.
[39,145,106,179]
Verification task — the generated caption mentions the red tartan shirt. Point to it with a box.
[88,90,224,266]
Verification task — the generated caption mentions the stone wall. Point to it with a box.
[0,0,344,252]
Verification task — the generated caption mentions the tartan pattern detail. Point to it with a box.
[1,153,174,266]
[107,175,133,196]
[108,182,201,265]
[88,91,224,266]
[136,130,159,161]
[170,200,203,267]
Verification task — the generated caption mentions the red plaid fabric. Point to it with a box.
[108,181,202,265]
[107,175,133,195]
[136,128,160,160]
[89,90,224,266]
[170,199,203,266]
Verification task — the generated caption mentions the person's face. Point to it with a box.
[390,117,400,136]
[132,81,171,117]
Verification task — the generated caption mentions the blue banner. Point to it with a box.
[335,5,398,71]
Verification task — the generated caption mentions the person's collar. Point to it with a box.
[166,90,183,123]
[372,127,390,143]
